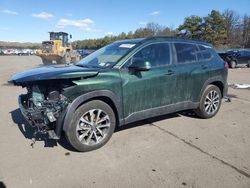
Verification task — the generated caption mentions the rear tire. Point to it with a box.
[65,100,116,152]
[229,60,236,68]
[194,85,222,119]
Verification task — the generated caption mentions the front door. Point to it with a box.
[120,42,178,121]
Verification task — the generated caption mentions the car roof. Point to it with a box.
[114,38,145,43]
[145,36,212,46]
[115,36,212,47]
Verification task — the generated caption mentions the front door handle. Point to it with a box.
[165,70,174,76]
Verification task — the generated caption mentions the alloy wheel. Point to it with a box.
[76,109,110,146]
[204,90,220,115]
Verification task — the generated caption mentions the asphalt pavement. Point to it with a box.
[0,56,250,188]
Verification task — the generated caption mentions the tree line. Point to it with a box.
[72,9,250,49]
[0,41,40,49]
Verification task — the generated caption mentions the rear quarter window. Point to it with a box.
[174,43,199,64]
[197,45,213,61]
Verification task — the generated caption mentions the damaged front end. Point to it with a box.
[9,64,100,139]
[18,81,73,139]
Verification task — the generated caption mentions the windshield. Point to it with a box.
[77,40,141,68]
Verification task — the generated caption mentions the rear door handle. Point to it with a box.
[165,70,174,76]
[201,65,208,70]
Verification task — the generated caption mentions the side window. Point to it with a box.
[198,45,212,60]
[238,51,244,56]
[129,43,170,67]
[240,50,250,56]
[174,43,198,64]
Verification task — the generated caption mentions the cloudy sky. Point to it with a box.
[0,0,249,42]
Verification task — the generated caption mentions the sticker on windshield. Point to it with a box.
[99,63,106,66]
[119,44,136,48]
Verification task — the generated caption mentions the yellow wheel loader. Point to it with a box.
[37,32,80,65]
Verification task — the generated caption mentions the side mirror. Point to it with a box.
[70,34,72,39]
[129,59,151,72]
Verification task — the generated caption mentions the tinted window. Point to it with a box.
[240,50,250,56]
[131,43,170,67]
[198,45,212,60]
[174,43,198,64]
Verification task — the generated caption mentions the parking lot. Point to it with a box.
[0,56,250,188]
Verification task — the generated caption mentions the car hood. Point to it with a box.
[10,64,100,85]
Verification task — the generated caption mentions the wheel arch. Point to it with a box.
[198,76,226,101]
[84,96,120,127]
[228,55,238,63]
[210,81,224,97]
[59,90,123,136]
[231,58,238,64]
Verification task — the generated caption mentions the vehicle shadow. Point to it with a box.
[10,108,58,148]
[115,113,181,132]
[115,110,201,132]
[10,108,83,151]
[0,181,6,188]
[10,108,197,152]
[178,110,199,118]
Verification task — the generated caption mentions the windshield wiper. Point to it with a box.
[75,64,96,68]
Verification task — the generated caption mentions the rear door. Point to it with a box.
[173,42,212,103]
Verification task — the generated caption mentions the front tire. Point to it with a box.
[42,59,52,65]
[195,85,222,119]
[59,52,71,64]
[65,100,116,152]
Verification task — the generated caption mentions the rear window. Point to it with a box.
[174,43,198,64]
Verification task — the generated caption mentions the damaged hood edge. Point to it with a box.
[9,65,100,85]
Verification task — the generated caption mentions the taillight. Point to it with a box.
[224,61,229,69]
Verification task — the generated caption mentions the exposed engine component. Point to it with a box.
[32,85,44,107]
[48,90,60,100]
[19,83,70,137]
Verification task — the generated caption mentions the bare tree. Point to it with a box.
[145,22,163,36]
[223,9,242,47]
[242,15,250,48]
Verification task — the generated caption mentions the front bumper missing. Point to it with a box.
[18,95,36,127]
[18,95,60,139]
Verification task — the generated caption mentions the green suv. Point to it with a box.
[10,37,228,151]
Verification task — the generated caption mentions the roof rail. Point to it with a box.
[144,35,211,45]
